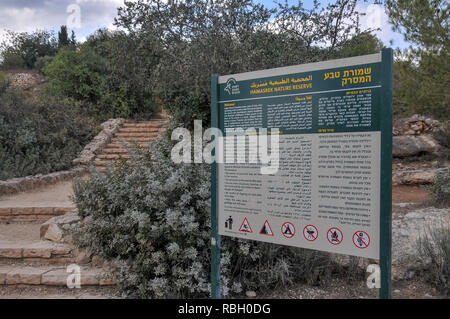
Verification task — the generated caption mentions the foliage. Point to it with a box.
[72,134,336,298]
[0,30,58,70]
[432,121,450,160]
[43,30,159,119]
[428,167,450,206]
[115,0,375,127]
[43,46,107,104]
[34,55,54,74]
[417,225,450,295]
[387,0,450,119]
[0,82,99,180]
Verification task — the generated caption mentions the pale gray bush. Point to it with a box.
[416,225,450,295]
[73,133,336,298]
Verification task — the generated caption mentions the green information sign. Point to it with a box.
[210,49,393,299]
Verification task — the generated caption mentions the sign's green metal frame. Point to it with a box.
[210,49,393,299]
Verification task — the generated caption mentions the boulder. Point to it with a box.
[393,135,439,157]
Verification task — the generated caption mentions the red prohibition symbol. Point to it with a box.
[352,230,370,249]
[303,225,318,242]
[327,227,343,245]
[281,222,295,239]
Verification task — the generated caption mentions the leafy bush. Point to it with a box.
[72,134,336,298]
[43,46,107,104]
[428,167,450,206]
[0,83,99,180]
[43,36,158,119]
[34,55,54,73]
[417,225,450,295]
[433,121,450,160]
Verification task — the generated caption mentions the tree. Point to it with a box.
[386,0,449,119]
[115,0,372,126]
[58,25,70,48]
[0,30,57,69]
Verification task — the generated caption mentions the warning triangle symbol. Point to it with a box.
[259,220,274,236]
[239,218,253,233]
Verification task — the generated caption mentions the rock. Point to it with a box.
[394,289,401,293]
[393,135,439,157]
[44,223,64,242]
[392,207,450,266]
[40,211,81,242]
[76,250,91,264]
[92,255,105,267]
[392,169,435,185]
[424,293,433,299]
[246,291,257,298]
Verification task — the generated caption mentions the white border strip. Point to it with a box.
[218,53,382,83]
[219,85,381,103]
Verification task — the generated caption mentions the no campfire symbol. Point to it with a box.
[281,222,295,239]
[352,231,370,249]
[327,227,343,245]
[239,217,253,233]
[303,225,318,242]
[259,220,274,236]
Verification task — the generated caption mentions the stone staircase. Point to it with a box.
[0,182,115,290]
[0,218,115,288]
[93,119,168,173]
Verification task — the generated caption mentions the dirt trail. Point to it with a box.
[392,185,430,203]
[0,180,75,208]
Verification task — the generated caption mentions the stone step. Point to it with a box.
[0,240,74,263]
[118,127,160,133]
[0,207,74,222]
[96,154,131,160]
[93,160,130,167]
[0,265,115,286]
[111,137,157,143]
[122,121,167,128]
[105,143,150,149]
[115,132,159,138]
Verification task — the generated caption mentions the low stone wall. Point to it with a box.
[0,167,85,196]
[0,119,126,196]
[72,118,125,166]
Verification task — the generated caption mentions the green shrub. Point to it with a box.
[34,55,54,73]
[0,84,99,180]
[417,225,450,295]
[433,121,450,160]
[428,168,450,206]
[72,134,336,298]
[43,39,158,119]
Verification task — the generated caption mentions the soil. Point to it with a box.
[0,286,118,299]
[257,277,445,299]
[0,180,75,208]
[0,223,41,242]
[392,185,430,203]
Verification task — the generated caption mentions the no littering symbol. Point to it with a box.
[352,231,370,249]
[327,227,343,245]
[281,222,295,239]
[303,225,318,242]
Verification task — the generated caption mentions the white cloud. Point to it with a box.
[357,3,405,48]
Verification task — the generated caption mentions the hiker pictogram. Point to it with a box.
[281,222,295,238]
[224,216,233,230]
[352,231,370,249]
[239,218,253,233]
[259,220,274,236]
[303,225,318,241]
[327,227,343,245]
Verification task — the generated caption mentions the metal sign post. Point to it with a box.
[210,49,393,299]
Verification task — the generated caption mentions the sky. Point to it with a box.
[0,0,408,49]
